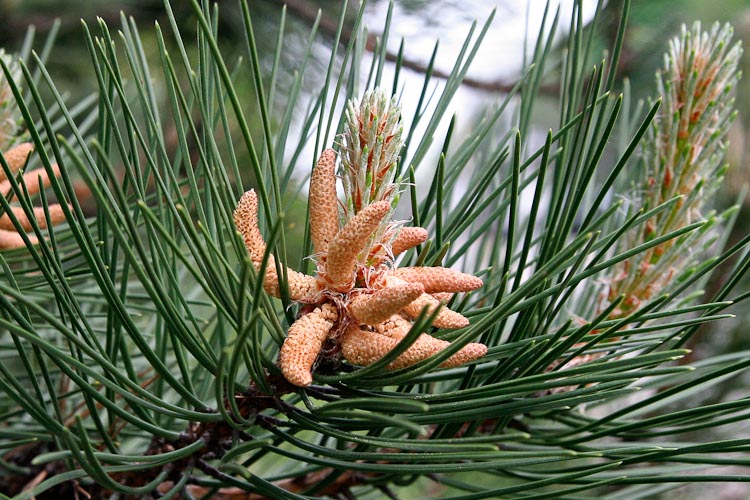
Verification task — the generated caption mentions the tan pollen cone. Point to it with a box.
[309,149,339,256]
[0,143,34,180]
[0,204,66,231]
[0,229,36,249]
[348,281,424,325]
[386,276,470,329]
[0,143,68,249]
[390,226,428,256]
[279,303,338,387]
[341,324,486,370]
[324,200,390,289]
[234,189,319,301]
[392,266,483,293]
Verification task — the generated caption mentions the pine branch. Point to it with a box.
[0,2,748,499]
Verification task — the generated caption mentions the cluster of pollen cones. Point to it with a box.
[233,149,487,387]
[0,142,66,249]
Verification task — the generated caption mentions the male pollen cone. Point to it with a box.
[0,143,34,180]
[375,313,412,336]
[0,163,62,198]
[387,275,471,329]
[390,226,428,256]
[325,200,390,288]
[348,281,425,325]
[402,291,470,329]
[392,267,483,293]
[341,325,486,370]
[0,205,66,231]
[0,230,34,249]
[279,303,338,387]
[309,148,339,256]
[234,189,319,301]
[233,190,267,262]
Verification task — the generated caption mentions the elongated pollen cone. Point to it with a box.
[309,149,339,256]
[390,226,428,256]
[1,143,34,180]
[279,303,338,387]
[325,200,390,289]
[348,282,424,325]
[234,189,319,301]
[392,267,483,293]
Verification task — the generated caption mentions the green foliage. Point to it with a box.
[0,1,748,498]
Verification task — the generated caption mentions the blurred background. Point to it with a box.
[1,0,747,204]
[1,1,748,497]
[1,0,748,176]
